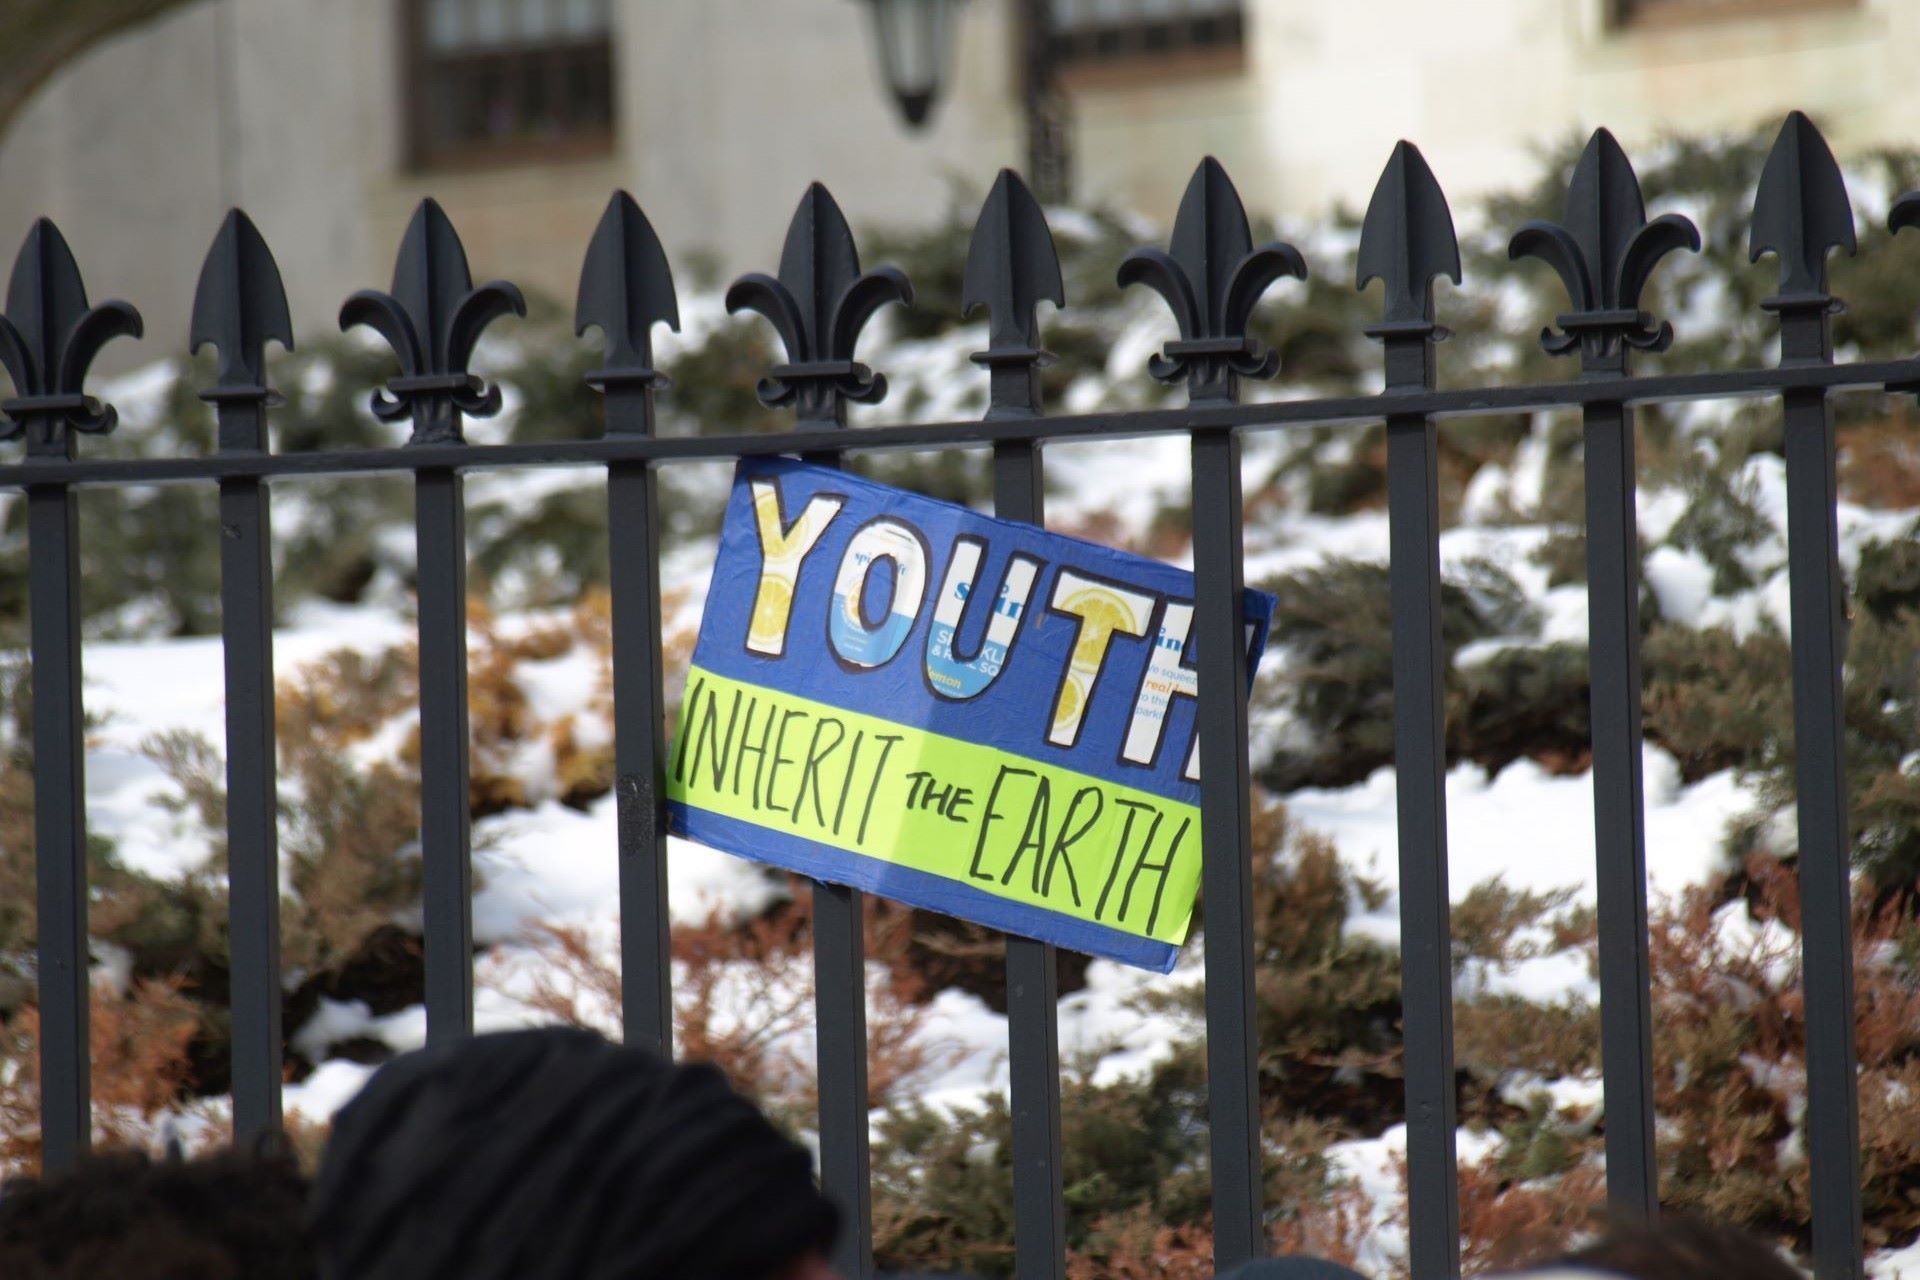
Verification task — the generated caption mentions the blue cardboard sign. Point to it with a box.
[666,457,1276,972]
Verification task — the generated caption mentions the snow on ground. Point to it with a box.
[1297,746,1755,963]
[1329,1124,1507,1276]
[1874,1239,1920,1280]
[75,573,1741,1017]
[65,577,1762,1170]
[283,1060,378,1126]
[82,602,413,881]
[473,799,787,945]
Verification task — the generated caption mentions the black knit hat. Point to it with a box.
[309,1026,838,1280]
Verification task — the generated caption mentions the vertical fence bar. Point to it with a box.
[577,192,681,1056]
[27,474,88,1173]
[1384,393,1460,1274]
[725,183,913,1279]
[1116,157,1300,1270]
[1386,408,1460,1274]
[968,168,1068,1280]
[1583,391,1658,1219]
[1760,114,1864,1280]
[806,423,872,1280]
[1360,141,1464,1277]
[1778,288,1863,1280]
[1783,372,1862,1280]
[795,427,867,1270]
[1507,132,1695,1222]
[1583,392,1659,1220]
[605,460,671,1053]
[789,400,869,1276]
[342,200,522,1049]
[415,458,475,1045]
[995,441,1067,1280]
[194,208,295,1142]
[813,893,869,1277]
[1192,421,1262,1268]
[7,221,142,1173]
[216,407,283,1138]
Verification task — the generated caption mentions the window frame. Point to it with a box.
[1046,1,1247,76]
[400,0,618,174]
[1608,0,1859,32]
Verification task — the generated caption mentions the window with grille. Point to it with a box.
[1610,0,1857,28]
[1047,0,1244,67]
[406,0,616,170]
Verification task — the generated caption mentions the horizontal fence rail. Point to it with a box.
[0,111,1891,1279]
[3,359,1919,489]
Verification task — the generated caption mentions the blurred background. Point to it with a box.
[4,0,1916,356]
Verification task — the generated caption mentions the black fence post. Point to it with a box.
[12,241,130,1174]
[342,199,524,1048]
[1510,128,1699,1220]
[25,475,86,1173]
[577,191,681,1055]
[0,219,142,1173]
[191,209,293,1141]
[728,183,911,1280]
[1760,112,1865,1280]
[576,188,683,1051]
[966,168,1068,1280]
[1122,157,1305,1270]
[1359,141,1463,1280]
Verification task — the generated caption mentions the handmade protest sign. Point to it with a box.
[665,458,1277,972]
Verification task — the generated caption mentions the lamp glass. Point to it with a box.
[870,0,958,126]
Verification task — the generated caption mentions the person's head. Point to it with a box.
[1522,1215,1803,1280]
[0,1142,315,1279]
[309,1025,839,1280]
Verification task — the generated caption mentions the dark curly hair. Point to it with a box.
[310,1026,838,1280]
[1546,1215,1804,1280]
[0,1143,315,1280]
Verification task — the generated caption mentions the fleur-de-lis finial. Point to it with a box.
[962,169,1064,416]
[1119,156,1306,399]
[340,199,525,444]
[190,209,294,448]
[575,191,680,434]
[1508,129,1700,370]
[726,184,913,423]
[0,219,143,456]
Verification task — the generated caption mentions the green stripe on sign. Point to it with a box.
[667,663,1203,946]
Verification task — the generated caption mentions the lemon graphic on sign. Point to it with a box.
[1051,670,1088,738]
[748,577,793,649]
[1063,586,1142,668]
[753,486,783,533]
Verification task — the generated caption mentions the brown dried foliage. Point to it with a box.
[1838,410,1920,510]
[1066,1179,1371,1280]
[1454,1158,1606,1275]
[1268,1173,1375,1266]
[0,978,202,1174]
[1650,855,1920,1250]
[1066,1209,1214,1280]
[1443,852,1920,1265]
[269,590,661,975]
[500,886,946,1118]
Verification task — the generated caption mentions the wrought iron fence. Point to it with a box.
[0,111,1894,1280]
